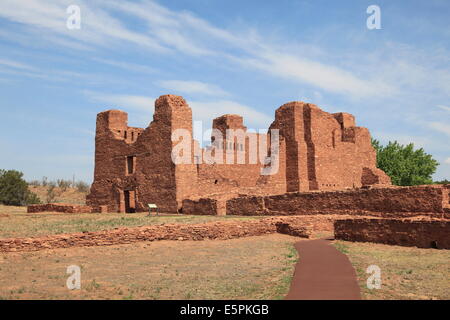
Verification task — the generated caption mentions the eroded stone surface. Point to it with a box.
[334,218,450,249]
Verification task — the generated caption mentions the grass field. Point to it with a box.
[0,205,261,239]
[333,241,450,300]
[0,234,299,300]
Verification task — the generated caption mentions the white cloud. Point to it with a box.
[428,122,450,136]
[84,91,155,112]
[189,100,272,129]
[445,157,450,165]
[157,80,229,97]
[0,58,37,71]
[0,0,397,100]
[0,0,169,53]
[84,91,272,129]
[437,105,450,113]
[92,58,157,74]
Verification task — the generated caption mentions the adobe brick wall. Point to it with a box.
[334,218,450,249]
[27,204,93,214]
[226,185,446,217]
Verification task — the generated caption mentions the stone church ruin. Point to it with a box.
[86,94,391,213]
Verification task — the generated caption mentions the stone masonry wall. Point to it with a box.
[87,95,390,213]
[334,218,450,249]
[226,185,447,217]
[27,204,93,214]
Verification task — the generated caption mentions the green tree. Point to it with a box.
[371,139,439,186]
[0,169,41,206]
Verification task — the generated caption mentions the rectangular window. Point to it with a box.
[126,156,136,175]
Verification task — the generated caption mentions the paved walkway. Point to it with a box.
[285,238,361,300]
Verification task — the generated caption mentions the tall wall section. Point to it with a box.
[86,95,198,213]
[269,102,390,192]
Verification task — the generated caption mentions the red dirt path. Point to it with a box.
[286,239,361,300]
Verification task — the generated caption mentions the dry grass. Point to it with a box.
[0,205,261,239]
[0,234,299,300]
[28,186,87,205]
[333,240,450,300]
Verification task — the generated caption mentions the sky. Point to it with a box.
[0,0,449,182]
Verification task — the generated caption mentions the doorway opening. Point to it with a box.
[124,190,136,213]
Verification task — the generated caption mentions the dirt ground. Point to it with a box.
[333,240,450,300]
[0,234,299,300]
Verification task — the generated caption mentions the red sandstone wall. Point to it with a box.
[182,198,220,215]
[0,215,347,252]
[269,102,390,192]
[334,218,450,249]
[87,95,198,213]
[226,185,446,217]
[86,95,391,213]
[27,204,92,214]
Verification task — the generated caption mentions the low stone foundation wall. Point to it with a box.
[182,198,218,215]
[27,203,93,214]
[226,185,447,217]
[0,215,353,252]
[334,218,450,249]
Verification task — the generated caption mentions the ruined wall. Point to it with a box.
[334,218,450,249]
[182,198,224,215]
[87,95,391,213]
[269,102,390,192]
[27,204,93,214]
[87,95,198,213]
[226,185,447,217]
[194,114,286,199]
[0,216,346,252]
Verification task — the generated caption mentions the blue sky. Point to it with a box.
[0,0,449,182]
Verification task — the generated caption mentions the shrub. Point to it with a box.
[0,169,41,206]
[46,184,58,204]
[28,180,41,187]
[57,179,72,191]
[75,181,90,193]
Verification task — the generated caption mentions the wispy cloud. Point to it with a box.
[84,91,155,112]
[92,58,157,74]
[0,58,37,71]
[0,0,401,100]
[157,80,229,97]
[84,91,272,129]
[189,100,272,129]
[428,122,450,136]
[0,0,169,53]
[437,105,450,113]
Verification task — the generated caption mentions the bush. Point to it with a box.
[372,139,439,186]
[46,184,58,204]
[75,181,90,193]
[0,169,41,206]
[57,179,72,191]
[28,180,41,187]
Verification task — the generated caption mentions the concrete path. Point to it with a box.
[285,238,361,300]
